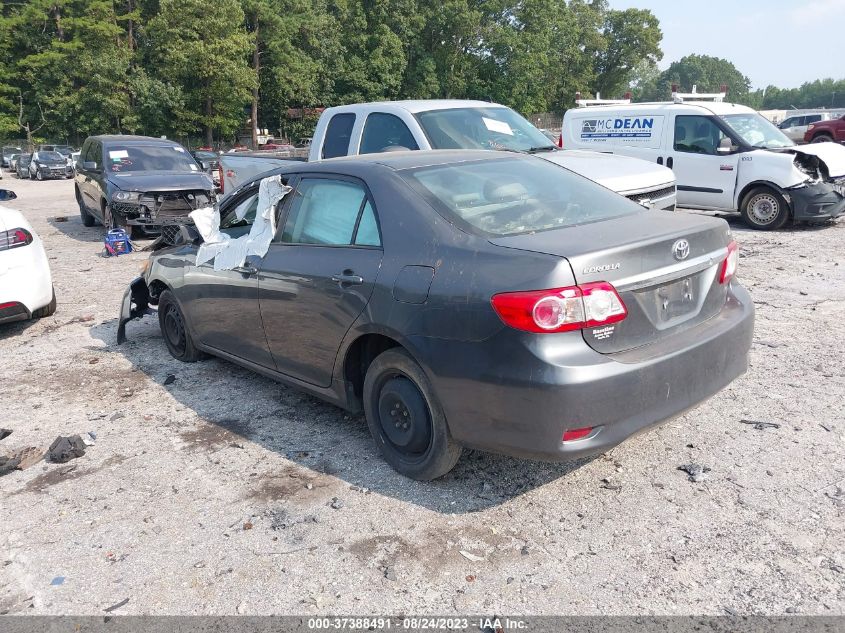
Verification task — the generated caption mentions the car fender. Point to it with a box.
[734,151,806,208]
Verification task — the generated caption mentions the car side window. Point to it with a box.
[360,113,419,154]
[673,115,729,155]
[806,115,821,124]
[281,178,378,247]
[322,113,356,159]
[354,200,381,246]
[220,190,260,235]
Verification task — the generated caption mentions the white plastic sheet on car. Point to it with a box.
[189,174,292,271]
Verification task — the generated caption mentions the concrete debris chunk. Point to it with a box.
[0,455,22,476]
[740,419,781,430]
[11,447,45,470]
[678,463,711,483]
[48,435,87,463]
[459,550,485,562]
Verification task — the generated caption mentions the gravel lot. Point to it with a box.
[1,176,843,616]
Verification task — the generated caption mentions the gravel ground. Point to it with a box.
[0,176,843,616]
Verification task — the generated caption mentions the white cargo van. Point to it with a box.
[562,97,845,229]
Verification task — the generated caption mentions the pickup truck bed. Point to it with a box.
[218,151,306,196]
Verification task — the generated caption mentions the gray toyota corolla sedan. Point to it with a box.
[118,150,754,480]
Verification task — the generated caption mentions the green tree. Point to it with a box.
[593,7,662,99]
[146,0,255,145]
[643,54,751,103]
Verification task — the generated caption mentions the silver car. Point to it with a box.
[778,113,832,143]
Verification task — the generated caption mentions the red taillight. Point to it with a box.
[557,133,563,148]
[491,281,627,334]
[719,241,738,284]
[0,227,33,250]
[217,163,224,194]
[562,427,593,442]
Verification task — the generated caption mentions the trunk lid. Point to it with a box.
[540,150,676,195]
[490,211,733,353]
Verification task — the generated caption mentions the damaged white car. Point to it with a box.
[562,100,845,230]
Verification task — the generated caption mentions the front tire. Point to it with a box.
[363,348,462,480]
[157,290,203,362]
[811,134,833,143]
[35,169,43,181]
[740,186,790,230]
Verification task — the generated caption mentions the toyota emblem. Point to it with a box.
[672,239,690,261]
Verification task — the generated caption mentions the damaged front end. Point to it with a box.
[111,189,214,233]
[783,149,845,222]
[116,277,151,344]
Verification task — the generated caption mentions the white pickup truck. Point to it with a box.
[219,100,677,210]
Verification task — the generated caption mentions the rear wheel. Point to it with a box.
[363,348,462,480]
[740,186,790,230]
[157,290,203,362]
[76,188,95,227]
[811,133,833,143]
[33,288,57,319]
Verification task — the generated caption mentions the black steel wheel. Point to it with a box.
[157,290,203,362]
[363,348,461,480]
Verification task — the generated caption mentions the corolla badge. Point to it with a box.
[583,262,620,274]
[672,239,690,261]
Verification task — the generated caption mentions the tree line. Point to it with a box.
[0,0,841,148]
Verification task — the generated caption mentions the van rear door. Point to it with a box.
[668,114,738,211]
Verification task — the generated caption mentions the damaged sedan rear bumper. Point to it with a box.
[116,276,150,344]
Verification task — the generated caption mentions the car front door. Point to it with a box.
[180,184,275,368]
[258,175,383,387]
[668,114,739,211]
[78,141,105,215]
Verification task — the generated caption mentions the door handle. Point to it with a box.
[332,272,364,285]
[233,264,258,276]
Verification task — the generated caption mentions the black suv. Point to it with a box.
[75,135,215,238]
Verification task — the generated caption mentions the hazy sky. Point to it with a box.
[606,0,845,89]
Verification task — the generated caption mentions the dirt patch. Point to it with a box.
[12,455,129,496]
[178,420,251,452]
[244,465,337,504]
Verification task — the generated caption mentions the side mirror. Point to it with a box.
[83,161,98,171]
[717,138,736,154]
[0,190,18,201]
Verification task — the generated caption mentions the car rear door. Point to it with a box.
[668,114,738,210]
[258,174,383,387]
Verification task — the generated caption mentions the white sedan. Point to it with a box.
[0,190,55,324]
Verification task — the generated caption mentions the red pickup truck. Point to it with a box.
[804,114,845,144]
